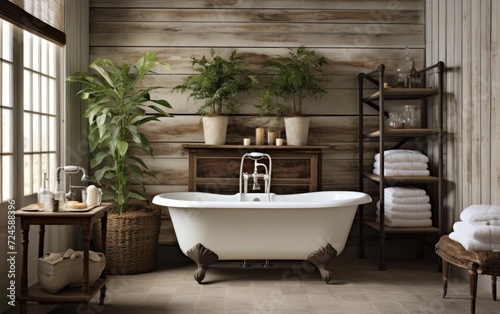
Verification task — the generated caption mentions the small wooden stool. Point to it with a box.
[435,235,499,314]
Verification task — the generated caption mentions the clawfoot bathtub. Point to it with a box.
[153,191,371,283]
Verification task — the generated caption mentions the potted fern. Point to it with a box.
[259,46,328,145]
[66,51,173,274]
[174,49,258,144]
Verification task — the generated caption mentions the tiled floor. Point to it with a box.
[6,246,499,314]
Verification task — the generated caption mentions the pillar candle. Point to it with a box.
[243,138,251,146]
[267,131,276,145]
[255,127,265,145]
[276,138,284,146]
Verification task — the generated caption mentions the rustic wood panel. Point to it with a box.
[89,0,427,245]
[90,8,424,24]
[90,0,424,10]
[90,47,425,77]
[492,0,500,205]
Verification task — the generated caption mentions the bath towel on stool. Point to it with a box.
[449,204,500,252]
[460,204,500,225]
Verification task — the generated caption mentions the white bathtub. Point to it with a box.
[153,191,371,283]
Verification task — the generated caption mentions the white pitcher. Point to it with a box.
[86,185,102,207]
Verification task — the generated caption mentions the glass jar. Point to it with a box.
[386,112,406,129]
[395,68,405,88]
[403,105,419,128]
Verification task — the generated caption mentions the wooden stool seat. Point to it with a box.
[435,235,500,314]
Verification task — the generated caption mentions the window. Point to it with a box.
[0,20,14,202]
[0,18,61,204]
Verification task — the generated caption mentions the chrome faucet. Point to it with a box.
[252,160,269,191]
[56,165,90,202]
[239,152,273,268]
[239,152,272,201]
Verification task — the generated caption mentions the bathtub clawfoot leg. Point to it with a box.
[307,243,337,283]
[187,243,219,284]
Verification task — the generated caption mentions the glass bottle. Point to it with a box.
[407,61,417,88]
[53,181,65,211]
[386,112,406,129]
[403,105,419,128]
[395,68,405,88]
[401,46,412,88]
[38,173,51,209]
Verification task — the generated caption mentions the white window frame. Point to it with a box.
[0,19,62,209]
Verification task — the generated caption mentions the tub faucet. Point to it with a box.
[56,165,90,202]
[239,152,272,201]
[252,161,268,191]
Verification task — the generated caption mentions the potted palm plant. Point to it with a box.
[258,46,329,145]
[174,49,258,145]
[66,51,173,274]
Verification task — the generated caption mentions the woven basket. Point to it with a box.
[93,205,160,275]
[38,252,105,293]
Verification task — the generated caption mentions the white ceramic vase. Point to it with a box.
[284,116,310,146]
[202,116,228,145]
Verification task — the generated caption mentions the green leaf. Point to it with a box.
[94,166,113,183]
[116,140,128,157]
[91,152,110,168]
[129,155,148,169]
[128,190,147,201]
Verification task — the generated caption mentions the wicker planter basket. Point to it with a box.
[94,206,160,275]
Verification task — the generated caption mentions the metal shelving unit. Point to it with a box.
[358,62,445,270]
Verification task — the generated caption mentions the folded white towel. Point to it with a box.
[453,221,500,244]
[43,253,63,264]
[377,209,432,220]
[63,248,75,259]
[460,204,500,225]
[373,168,430,176]
[376,217,433,227]
[449,231,500,252]
[373,161,428,170]
[384,187,427,198]
[385,195,430,205]
[374,150,429,163]
[377,201,432,212]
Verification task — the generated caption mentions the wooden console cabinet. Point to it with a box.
[183,145,328,194]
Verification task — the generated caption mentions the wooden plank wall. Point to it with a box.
[88,0,426,246]
[426,0,500,231]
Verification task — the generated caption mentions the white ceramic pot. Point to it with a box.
[284,116,310,146]
[202,116,229,145]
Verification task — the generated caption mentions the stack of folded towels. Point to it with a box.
[373,149,430,176]
[376,186,432,227]
[449,205,500,251]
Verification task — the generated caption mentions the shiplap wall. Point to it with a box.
[426,0,500,230]
[88,0,426,245]
[425,0,499,292]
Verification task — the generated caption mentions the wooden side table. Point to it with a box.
[15,202,114,314]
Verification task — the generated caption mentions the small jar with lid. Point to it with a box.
[386,112,406,129]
